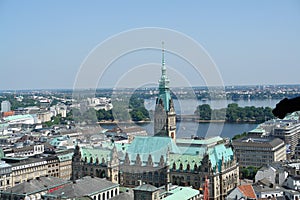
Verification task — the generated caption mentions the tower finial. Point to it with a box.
[162,41,165,67]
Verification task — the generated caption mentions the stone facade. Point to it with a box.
[232,137,286,167]
[72,145,119,184]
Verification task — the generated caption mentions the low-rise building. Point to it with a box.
[283,175,300,191]
[226,184,256,200]
[232,137,286,167]
[57,152,73,180]
[284,189,300,200]
[252,179,284,199]
[37,111,52,123]
[0,161,12,191]
[1,150,74,187]
[0,176,70,200]
[255,164,288,186]
[4,144,44,157]
[43,176,119,200]
[133,183,201,200]
[9,157,48,186]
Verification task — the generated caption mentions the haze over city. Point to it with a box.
[1,1,300,90]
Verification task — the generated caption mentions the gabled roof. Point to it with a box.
[80,147,111,164]
[125,136,180,166]
[134,184,158,192]
[208,144,233,172]
[238,185,256,199]
[3,176,70,195]
[46,176,118,198]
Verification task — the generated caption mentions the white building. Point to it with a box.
[50,104,67,118]
[255,165,288,186]
[1,101,11,113]
[3,114,35,125]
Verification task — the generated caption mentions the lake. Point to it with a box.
[101,121,259,139]
[102,99,278,139]
[144,98,280,114]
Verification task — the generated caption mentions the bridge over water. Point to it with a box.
[176,114,200,122]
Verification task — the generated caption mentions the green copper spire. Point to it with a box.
[159,42,170,90]
[158,42,171,111]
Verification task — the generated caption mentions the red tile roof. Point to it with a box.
[238,184,256,199]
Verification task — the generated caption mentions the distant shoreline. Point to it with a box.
[98,119,259,125]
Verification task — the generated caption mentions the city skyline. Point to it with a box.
[1,1,300,90]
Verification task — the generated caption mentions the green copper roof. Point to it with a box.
[169,154,203,170]
[0,148,5,160]
[176,136,223,145]
[0,123,9,128]
[157,92,172,112]
[80,147,111,164]
[207,144,233,172]
[171,143,234,174]
[57,153,74,161]
[163,186,200,200]
[177,146,206,156]
[249,128,266,133]
[4,114,34,121]
[125,136,180,166]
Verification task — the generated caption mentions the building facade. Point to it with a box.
[154,46,176,140]
[272,121,300,158]
[1,101,11,113]
[0,161,12,191]
[71,46,239,200]
[232,137,286,167]
[72,145,119,184]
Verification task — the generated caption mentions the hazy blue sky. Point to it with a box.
[0,1,300,90]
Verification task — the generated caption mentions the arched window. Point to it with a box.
[179,163,183,170]
[194,164,198,171]
[187,164,190,171]
[100,170,106,178]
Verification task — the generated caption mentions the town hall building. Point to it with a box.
[72,45,239,200]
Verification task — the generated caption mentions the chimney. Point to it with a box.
[138,180,142,186]
[165,183,170,192]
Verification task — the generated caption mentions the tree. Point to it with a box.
[195,104,212,120]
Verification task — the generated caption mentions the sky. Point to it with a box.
[0,0,300,90]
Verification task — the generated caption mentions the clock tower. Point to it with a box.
[154,43,176,140]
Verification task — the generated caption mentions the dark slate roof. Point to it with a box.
[46,176,118,198]
[133,184,159,192]
[233,137,285,148]
[3,176,70,195]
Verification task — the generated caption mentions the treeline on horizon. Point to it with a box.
[0,93,275,124]
[194,103,274,123]
[71,102,274,124]
[70,96,150,124]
